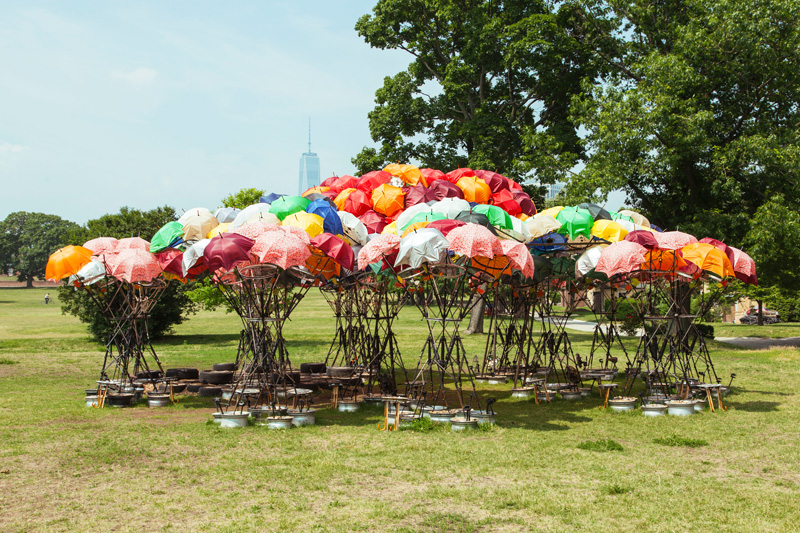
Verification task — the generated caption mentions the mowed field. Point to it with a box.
[1,287,800,532]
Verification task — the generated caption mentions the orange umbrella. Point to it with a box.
[384,163,427,187]
[45,245,94,281]
[640,249,687,272]
[681,243,734,278]
[456,176,492,203]
[334,188,356,210]
[371,184,405,217]
[471,255,510,278]
[302,186,330,197]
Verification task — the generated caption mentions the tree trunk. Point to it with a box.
[25,274,33,288]
[757,300,763,326]
[464,289,486,335]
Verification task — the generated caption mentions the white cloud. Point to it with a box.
[111,67,157,85]
[0,142,27,154]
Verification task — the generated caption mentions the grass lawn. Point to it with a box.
[703,322,800,339]
[2,286,800,532]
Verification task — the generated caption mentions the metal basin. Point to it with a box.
[267,416,294,429]
[450,417,478,431]
[218,412,250,428]
[666,400,695,416]
[641,404,667,417]
[608,397,637,412]
[337,401,361,413]
[146,394,171,408]
[288,409,316,426]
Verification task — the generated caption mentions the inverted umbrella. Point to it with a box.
[371,184,405,217]
[556,207,594,240]
[655,231,698,250]
[681,243,734,278]
[83,237,118,255]
[446,223,502,258]
[472,204,513,230]
[357,233,401,270]
[150,221,185,253]
[591,220,629,243]
[359,210,387,234]
[269,195,311,221]
[595,240,648,278]
[357,170,393,192]
[213,207,240,224]
[456,176,491,203]
[107,248,163,283]
[203,233,254,274]
[578,203,612,221]
[251,232,310,270]
[306,198,344,235]
[394,228,449,269]
[282,212,324,238]
[45,245,94,281]
[178,207,212,226]
[430,197,471,219]
[729,246,758,285]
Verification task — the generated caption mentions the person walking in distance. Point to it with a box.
[44,293,50,304]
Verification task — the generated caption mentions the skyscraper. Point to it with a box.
[298,119,320,195]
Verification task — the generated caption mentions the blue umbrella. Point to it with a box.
[260,193,285,204]
[306,199,343,235]
[529,232,567,254]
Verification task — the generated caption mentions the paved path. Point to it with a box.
[715,337,800,349]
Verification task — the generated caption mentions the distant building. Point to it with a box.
[545,183,564,201]
[298,120,320,195]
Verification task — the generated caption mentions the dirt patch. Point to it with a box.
[0,280,58,288]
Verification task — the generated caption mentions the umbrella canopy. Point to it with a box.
[357,170,393,192]
[495,216,532,243]
[304,193,337,207]
[430,197,471,219]
[472,205,513,230]
[371,184,405,217]
[114,237,150,253]
[425,219,466,236]
[306,199,344,235]
[400,211,446,232]
[394,228,449,269]
[155,248,184,277]
[309,233,354,271]
[181,239,211,277]
[357,233,401,270]
[46,245,94,281]
[456,176,491,203]
[260,192,285,204]
[556,207,594,240]
[385,163,426,186]
[338,211,369,245]
[474,170,510,194]
[395,203,434,231]
[302,186,330,197]
[729,246,758,285]
[83,237,118,255]
[578,203,612,221]
[282,212,325,238]
[526,215,562,239]
[454,211,498,234]
[511,190,536,216]
[428,179,465,201]
[404,184,435,208]
[640,249,688,272]
[230,203,275,229]
[207,222,231,239]
[618,209,650,228]
[699,237,735,267]
[499,239,535,278]
[213,207,240,224]
[342,188,372,217]
[334,188,356,211]
[178,207,212,226]
[595,241,648,278]
[625,229,659,249]
[250,232,311,270]
[609,211,634,224]
[269,196,311,221]
[575,244,608,278]
[529,232,567,253]
[421,168,446,183]
[490,189,521,217]
[591,220,629,243]
[359,210,387,234]
[107,248,163,283]
[203,233,254,274]
[68,259,108,286]
[150,221,185,253]
[231,221,282,240]
[446,223,502,258]
[327,175,358,193]
[681,243,734,278]
[446,168,475,183]
[538,206,565,219]
[281,225,311,245]
[655,231,698,250]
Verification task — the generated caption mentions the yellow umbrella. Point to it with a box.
[45,245,94,281]
[591,220,629,243]
[538,206,565,219]
[401,221,431,237]
[382,221,399,235]
[282,212,324,238]
[207,222,231,239]
[302,186,330,197]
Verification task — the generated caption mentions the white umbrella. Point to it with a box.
[68,259,108,286]
[526,215,562,239]
[178,207,212,226]
[182,212,219,242]
[430,198,471,220]
[496,216,532,243]
[396,203,436,231]
[230,203,274,229]
[575,244,608,278]
[214,207,241,224]
[394,228,449,269]
[337,211,368,245]
[182,239,211,276]
[618,209,650,228]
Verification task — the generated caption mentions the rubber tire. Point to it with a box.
[199,370,234,385]
[165,367,199,380]
[212,362,236,372]
[136,370,163,380]
[199,386,222,398]
[327,366,355,379]
[186,382,203,393]
[300,362,326,374]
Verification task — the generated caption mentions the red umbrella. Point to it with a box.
[625,229,659,249]
[357,170,393,192]
[250,232,310,270]
[491,189,521,217]
[155,248,184,277]
[474,170,510,193]
[595,241,648,278]
[655,231,698,250]
[106,248,162,283]
[511,190,536,216]
[729,246,758,285]
[320,176,339,187]
[404,184,434,208]
[203,233,254,274]
[309,233,354,271]
[499,239,534,278]
[426,219,466,236]
[343,189,372,217]
[446,223,502,258]
[357,234,401,270]
[359,210,388,234]
[428,179,465,200]
[507,177,522,190]
[83,237,118,255]
[114,236,150,253]
[445,168,475,183]
[421,168,446,183]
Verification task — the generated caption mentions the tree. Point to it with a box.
[58,206,196,341]
[0,212,78,287]
[569,0,800,243]
[353,0,601,184]
[219,188,266,210]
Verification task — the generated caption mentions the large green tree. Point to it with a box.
[0,212,78,287]
[353,0,601,184]
[568,0,800,243]
[219,188,265,210]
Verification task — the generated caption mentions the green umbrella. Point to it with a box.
[471,204,513,230]
[150,221,184,254]
[269,195,311,221]
[609,210,634,224]
[400,211,446,232]
[555,206,594,240]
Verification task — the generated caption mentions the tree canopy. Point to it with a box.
[0,212,78,287]
[220,188,266,210]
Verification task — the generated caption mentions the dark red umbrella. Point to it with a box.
[421,168,446,183]
[475,170,510,193]
[203,233,254,273]
[512,189,536,216]
[359,210,388,234]
[310,233,354,271]
[155,248,184,277]
[445,168,475,183]
[491,189,521,216]
[428,179,465,200]
[356,170,393,192]
[426,219,466,236]
[405,184,436,208]
[343,189,372,217]
[624,230,659,249]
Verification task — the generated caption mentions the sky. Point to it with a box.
[0,1,411,224]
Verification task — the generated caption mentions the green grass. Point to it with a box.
[654,434,709,448]
[577,438,624,452]
[702,322,800,339]
[1,286,800,531]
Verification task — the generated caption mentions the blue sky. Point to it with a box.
[0,1,410,224]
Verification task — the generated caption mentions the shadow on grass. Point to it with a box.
[158,333,241,346]
[726,400,780,412]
